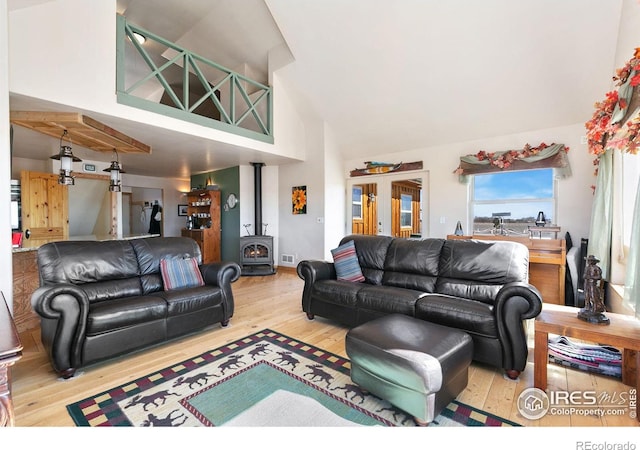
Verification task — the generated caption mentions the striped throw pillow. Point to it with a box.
[331,240,365,282]
[160,257,205,291]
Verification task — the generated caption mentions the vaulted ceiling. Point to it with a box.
[8,0,625,178]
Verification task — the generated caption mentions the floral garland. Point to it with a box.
[585,48,640,175]
[453,142,566,175]
[474,142,552,169]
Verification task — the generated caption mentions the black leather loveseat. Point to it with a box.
[31,237,241,378]
[297,234,543,378]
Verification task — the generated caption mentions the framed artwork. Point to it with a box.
[178,204,189,216]
[292,185,307,215]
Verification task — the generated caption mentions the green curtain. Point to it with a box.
[587,149,614,281]
[623,179,640,319]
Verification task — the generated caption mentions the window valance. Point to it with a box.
[453,142,571,183]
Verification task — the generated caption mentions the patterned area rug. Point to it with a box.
[67,329,519,427]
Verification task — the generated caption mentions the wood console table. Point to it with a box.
[534,304,640,422]
[447,234,566,305]
[0,292,23,426]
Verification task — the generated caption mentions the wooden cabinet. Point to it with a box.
[21,170,69,248]
[181,190,221,263]
[526,238,567,305]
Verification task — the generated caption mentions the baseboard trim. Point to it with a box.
[275,265,297,275]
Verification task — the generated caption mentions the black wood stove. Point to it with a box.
[240,162,275,276]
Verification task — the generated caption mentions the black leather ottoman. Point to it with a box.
[345,314,473,425]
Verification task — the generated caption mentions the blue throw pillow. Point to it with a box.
[331,240,365,282]
[160,257,205,291]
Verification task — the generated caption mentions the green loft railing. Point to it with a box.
[116,15,273,143]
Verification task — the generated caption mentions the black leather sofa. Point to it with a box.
[31,237,241,378]
[297,235,543,378]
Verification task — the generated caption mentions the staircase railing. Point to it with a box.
[116,15,273,143]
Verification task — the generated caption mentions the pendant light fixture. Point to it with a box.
[103,149,125,192]
[50,130,82,185]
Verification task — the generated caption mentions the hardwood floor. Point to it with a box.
[11,268,639,427]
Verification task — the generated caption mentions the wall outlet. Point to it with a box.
[281,254,294,264]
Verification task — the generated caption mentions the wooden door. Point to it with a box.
[21,171,69,247]
[391,180,421,238]
[351,183,377,235]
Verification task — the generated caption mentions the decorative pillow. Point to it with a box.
[331,240,365,282]
[160,257,205,291]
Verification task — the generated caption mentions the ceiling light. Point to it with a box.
[103,149,126,192]
[132,31,146,45]
[50,130,82,185]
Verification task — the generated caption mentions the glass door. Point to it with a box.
[347,171,427,237]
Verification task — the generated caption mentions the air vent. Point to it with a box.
[281,254,294,264]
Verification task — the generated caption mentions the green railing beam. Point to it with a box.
[116,15,273,143]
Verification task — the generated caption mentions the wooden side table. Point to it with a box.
[534,304,640,421]
[0,292,23,426]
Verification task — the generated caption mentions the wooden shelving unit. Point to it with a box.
[181,189,221,264]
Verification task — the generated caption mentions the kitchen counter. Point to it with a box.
[12,233,160,253]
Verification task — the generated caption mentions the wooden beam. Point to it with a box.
[10,111,151,154]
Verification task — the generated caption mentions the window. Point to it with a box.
[400,194,412,228]
[352,186,363,219]
[471,169,555,234]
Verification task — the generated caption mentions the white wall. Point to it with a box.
[1,0,12,310]
[271,71,306,160]
[343,123,595,243]
[322,125,346,260]
[613,0,640,69]
[278,120,325,266]
[11,156,47,177]
[68,178,111,237]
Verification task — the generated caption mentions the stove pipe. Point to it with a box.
[251,162,265,236]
